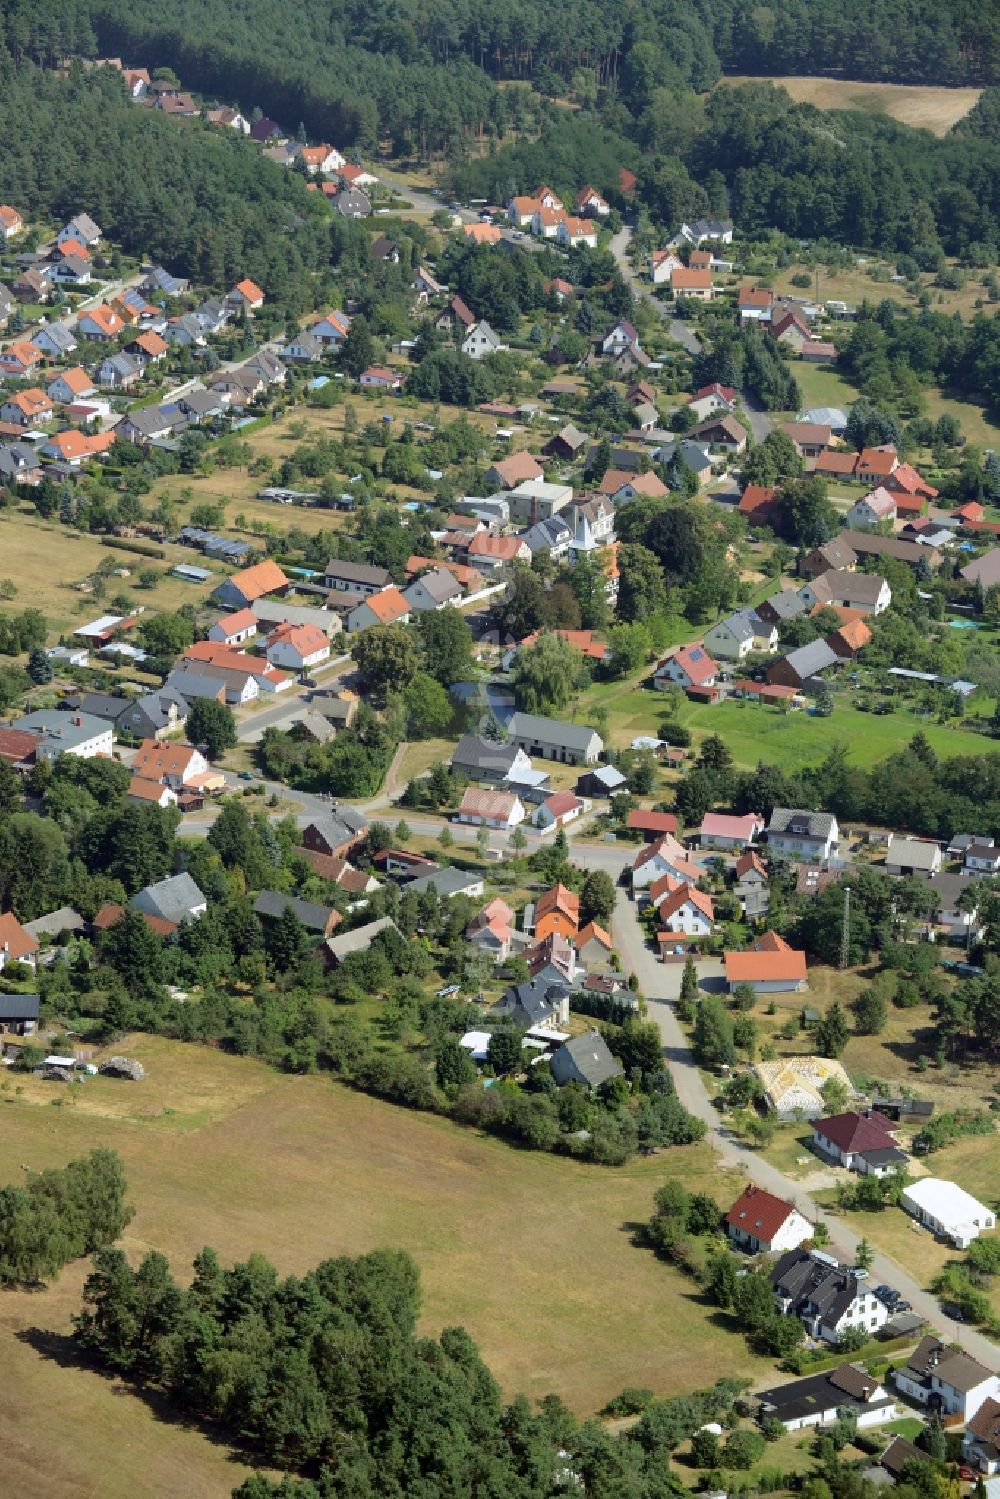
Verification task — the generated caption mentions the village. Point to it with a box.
[1,41,1000,1499]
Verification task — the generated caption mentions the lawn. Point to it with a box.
[767,261,989,322]
[0,508,224,635]
[719,76,981,135]
[784,362,862,417]
[0,1034,769,1499]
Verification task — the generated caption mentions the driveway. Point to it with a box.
[608,224,701,356]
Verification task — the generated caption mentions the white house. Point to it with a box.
[758,1365,896,1434]
[766,808,839,861]
[725,1184,813,1255]
[658,883,714,936]
[811,1110,906,1176]
[772,1249,891,1344]
[845,486,897,530]
[649,249,684,284]
[632,835,704,890]
[533,791,584,833]
[462,321,504,360]
[699,812,764,851]
[265,623,331,673]
[456,786,525,830]
[900,1179,996,1249]
[963,1400,1000,1474]
[704,612,756,661]
[895,1337,1000,1423]
[13,709,112,761]
[885,835,942,877]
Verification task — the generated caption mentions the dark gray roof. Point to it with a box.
[508,711,601,755]
[758,1364,889,1423]
[498,974,571,1026]
[406,867,483,899]
[323,558,392,588]
[771,1248,865,1329]
[551,1031,623,1089]
[451,734,521,777]
[131,872,206,925]
[0,993,39,1020]
[253,891,334,931]
[781,639,839,680]
[902,1336,995,1393]
[59,691,131,723]
[763,589,808,621]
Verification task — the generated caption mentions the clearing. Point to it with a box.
[720,75,981,135]
[0,1034,766,1499]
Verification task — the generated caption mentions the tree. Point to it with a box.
[851,986,887,1036]
[693,996,736,1068]
[741,429,803,488]
[511,633,585,714]
[487,1025,523,1076]
[416,608,473,686]
[351,623,419,698]
[101,907,165,997]
[616,543,667,623]
[496,566,547,640]
[815,1001,850,1058]
[26,647,53,684]
[436,1035,477,1090]
[340,314,375,377]
[691,1429,719,1468]
[581,869,616,926]
[404,672,452,738]
[775,476,839,547]
[187,699,237,760]
[607,622,652,678]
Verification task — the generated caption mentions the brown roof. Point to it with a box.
[672,267,713,290]
[966,1397,1000,1445]
[814,1110,897,1155]
[659,883,714,923]
[627,809,679,836]
[780,422,832,449]
[0,910,39,959]
[92,901,177,938]
[724,939,806,984]
[904,1336,995,1394]
[490,450,544,485]
[0,727,39,763]
[458,785,521,821]
[224,558,289,602]
[133,740,201,781]
[725,1183,797,1241]
[536,882,580,924]
[576,920,612,950]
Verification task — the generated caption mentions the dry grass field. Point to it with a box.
[0,1034,766,1499]
[721,75,981,135]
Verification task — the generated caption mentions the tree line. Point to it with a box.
[0,1148,132,1285]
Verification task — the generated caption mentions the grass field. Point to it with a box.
[0,1035,767,1499]
[0,508,226,635]
[720,75,981,135]
[577,675,995,767]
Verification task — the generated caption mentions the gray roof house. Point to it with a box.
[323,558,391,596]
[23,907,85,941]
[767,808,840,861]
[550,1031,624,1089]
[766,638,840,689]
[59,691,131,724]
[324,916,400,965]
[406,867,486,900]
[402,568,463,612]
[131,872,207,925]
[0,992,40,1035]
[332,189,372,219]
[163,669,226,704]
[31,320,77,358]
[771,1248,890,1344]
[494,974,571,1030]
[507,711,603,766]
[451,734,532,784]
[253,891,339,934]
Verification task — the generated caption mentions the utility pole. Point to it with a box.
[840,885,851,970]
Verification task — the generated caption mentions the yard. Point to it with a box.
[719,76,981,135]
[0,1034,771,1499]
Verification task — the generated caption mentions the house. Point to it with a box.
[757,590,809,627]
[772,1249,891,1343]
[97,352,142,389]
[827,619,871,660]
[212,559,289,609]
[771,308,812,348]
[802,341,838,364]
[557,217,598,248]
[462,321,504,360]
[14,268,51,304]
[323,917,401,967]
[485,451,544,490]
[704,610,773,661]
[76,305,125,341]
[131,872,206,926]
[545,424,589,462]
[332,188,373,219]
[699,812,764,851]
[533,791,583,833]
[0,341,43,378]
[734,851,770,917]
[532,205,565,239]
[0,993,40,1036]
[406,866,485,902]
[358,366,404,392]
[658,883,714,937]
[856,446,900,485]
[253,891,340,937]
[228,277,265,312]
[961,549,1000,589]
[674,217,733,245]
[508,195,543,227]
[13,709,113,760]
[534,883,580,942]
[964,1401,1000,1474]
[766,638,840,690]
[495,974,571,1031]
[451,735,533,786]
[576,922,613,968]
[127,776,179,809]
[575,185,610,217]
[726,1183,813,1254]
[575,764,627,799]
[601,319,640,357]
[0,389,53,427]
[738,286,774,322]
[346,586,411,633]
[0,726,40,770]
[603,469,669,503]
[894,1337,1000,1423]
[900,1179,996,1249]
[127,331,168,367]
[845,487,898,530]
[653,644,719,692]
[298,144,344,175]
[465,898,516,964]
[266,622,331,672]
[208,609,258,647]
[633,835,704,890]
[132,740,212,790]
[755,1056,855,1120]
[0,204,23,239]
[310,311,351,347]
[163,669,227,706]
[0,910,40,971]
[628,810,679,839]
[885,835,942,878]
[799,569,891,616]
[550,1032,623,1089]
[650,249,685,286]
[692,413,746,453]
[811,1110,906,1175]
[30,321,77,360]
[781,422,833,458]
[965,842,1000,875]
[301,809,369,861]
[954,500,987,527]
[412,265,442,300]
[724,932,807,993]
[543,277,574,303]
[671,267,715,300]
[323,559,391,596]
[434,296,476,335]
[58,213,101,247]
[47,367,96,405]
[507,712,603,766]
[739,484,780,527]
[205,105,250,132]
[456,786,525,830]
[800,537,860,579]
[758,1364,896,1434]
[116,689,188,743]
[403,569,463,613]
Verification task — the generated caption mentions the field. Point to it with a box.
[0,506,227,635]
[0,1035,767,1499]
[576,675,996,767]
[720,75,981,135]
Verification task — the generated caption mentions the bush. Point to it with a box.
[602,1387,654,1417]
[791,271,812,288]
